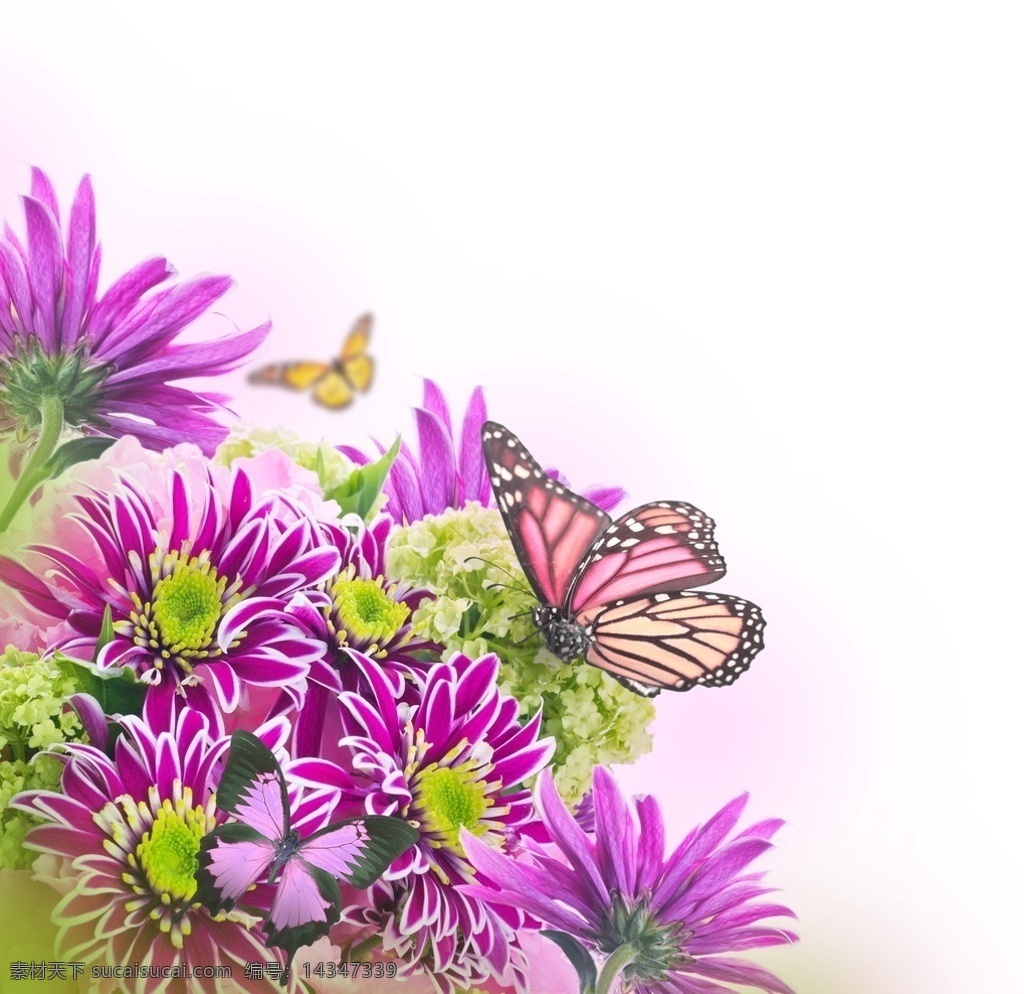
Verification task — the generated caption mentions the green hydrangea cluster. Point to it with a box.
[213,424,357,495]
[0,646,86,869]
[386,503,654,803]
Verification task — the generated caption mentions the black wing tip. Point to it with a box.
[481,420,512,442]
[343,816,420,890]
[625,675,663,698]
[226,729,278,771]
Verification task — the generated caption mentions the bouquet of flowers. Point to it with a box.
[0,169,798,994]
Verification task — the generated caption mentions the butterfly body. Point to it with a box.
[266,828,302,883]
[482,421,766,697]
[247,312,374,409]
[534,604,592,661]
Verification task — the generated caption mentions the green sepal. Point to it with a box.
[43,436,115,480]
[323,435,401,520]
[541,930,599,994]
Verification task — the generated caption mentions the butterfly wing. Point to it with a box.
[482,421,611,606]
[194,731,290,911]
[568,501,727,614]
[338,312,375,395]
[339,313,372,362]
[262,856,342,984]
[297,814,419,889]
[212,730,291,839]
[248,361,331,390]
[313,371,356,409]
[342,353,374,392]
[580,590,766,696]
[263,814,416,983]
[195,823,278,911]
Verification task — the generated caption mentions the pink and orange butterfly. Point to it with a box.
[482,421,766,697]
[195,730,416,982]
[247,312,374,409]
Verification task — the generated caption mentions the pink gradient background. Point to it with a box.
[2,5,1020,991]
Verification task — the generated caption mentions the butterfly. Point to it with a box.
[247,312,375,409]
[195,730,417,982]
[481,421,766,697]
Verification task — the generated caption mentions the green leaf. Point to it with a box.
[43,436,115,480]
[324,435,401,520]
[54,652,147,720]
[541,931,598,994]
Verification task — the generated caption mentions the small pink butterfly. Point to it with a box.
[482,421,766,697]
[195,730,416,982]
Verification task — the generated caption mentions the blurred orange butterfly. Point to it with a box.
[247,313,374,409]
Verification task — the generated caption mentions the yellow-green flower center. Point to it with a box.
[121,550,248,677]
[151,557,226,653]
[132,802,205,903]
[330,573,410,656]
[414,764,490,851]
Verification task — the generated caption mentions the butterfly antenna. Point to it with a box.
[508,607,551,648]
[511,628,545,648]
[463,556,532,596]
[486,579,534,594]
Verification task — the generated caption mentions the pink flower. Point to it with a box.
[0,440,341,722]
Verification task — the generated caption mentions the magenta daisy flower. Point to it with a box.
[0,167,270,454]
[305,652,553,992]
[341,380,626,524]
[0,461,339,721]
[10,707,290,994]
[282,513,439,758]
[462,767,798,994]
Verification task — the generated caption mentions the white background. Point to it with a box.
[2,4,1021,991]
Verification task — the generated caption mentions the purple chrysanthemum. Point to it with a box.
[0,461,339,722]
[341,380,626,524]
[339,380,492,524]
[10,707,293,994]
[462,767,798,994]
[302,652,553,992]
[282,513,439,758]
[0,167,270,454]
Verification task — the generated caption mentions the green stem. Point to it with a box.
[346,934,381,961]
[596,943,637,994]
[0,393,64,533]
